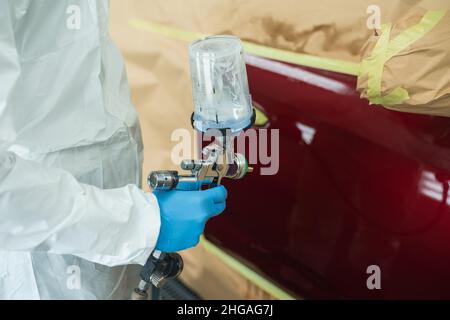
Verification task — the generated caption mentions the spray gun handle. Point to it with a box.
[132,249,184,300]
[140,250,183,288]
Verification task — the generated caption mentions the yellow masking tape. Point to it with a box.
[129,18,360,76]
[130,19,204,42]
[200,236,297,300]
[360,10,447,106]
[253,104,269,127]
[241,42,360,76]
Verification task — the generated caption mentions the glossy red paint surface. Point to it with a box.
[205,55,450,299]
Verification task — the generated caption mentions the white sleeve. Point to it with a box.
[0,151,161,267]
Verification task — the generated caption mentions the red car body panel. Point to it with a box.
[204,56,450,299]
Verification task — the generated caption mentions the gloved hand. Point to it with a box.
[153,182,227,252]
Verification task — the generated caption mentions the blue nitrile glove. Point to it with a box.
[153,181,227,252]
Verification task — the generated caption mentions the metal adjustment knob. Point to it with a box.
[226,153,249,180]
[150,270,166,288]
[148,171,179,190]
[181,159,203,171]
[148,252,184,288]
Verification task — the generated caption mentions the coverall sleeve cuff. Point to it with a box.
[130,192,161,266]
[73,185,161,267]
[119,190,161,266]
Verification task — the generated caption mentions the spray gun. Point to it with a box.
[132,35,255,300]
[149,137,252,190]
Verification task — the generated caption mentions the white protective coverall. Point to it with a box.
[0,0,161,299]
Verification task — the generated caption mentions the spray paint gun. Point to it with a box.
[148,137,252,191]
[131,135,253,300]
[132,36,255,300]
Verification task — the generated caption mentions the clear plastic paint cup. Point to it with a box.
[189,36,253,133]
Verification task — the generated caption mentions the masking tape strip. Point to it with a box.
[129,18,360,76]
[200,236,297,300]
[253,105,269,127]
[360,10,447,106]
